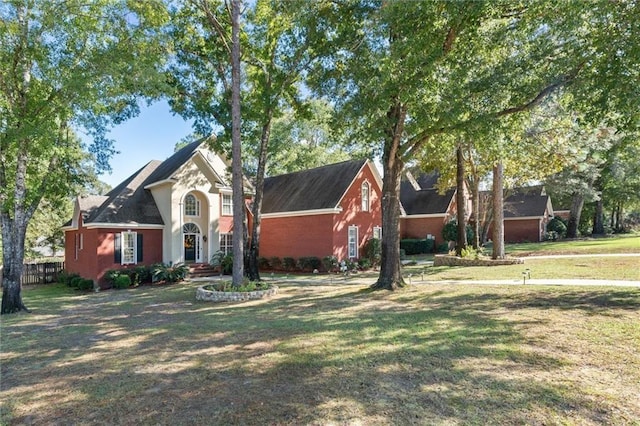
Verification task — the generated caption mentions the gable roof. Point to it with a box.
[83,160,164,225]
[400,171,456,216]
[144,140,206,185]
[503,187,552,218]
[262,159,370,214]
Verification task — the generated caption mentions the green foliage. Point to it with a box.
[362,238,381,267]
[442,221,474,244]
[258,257,270,269]
[76,279,94,291]
[282,257,296,271]
[69,276,83,289]
[400,239,435,255]
[297,257,321,272]
[460,246,483,260]
[152,263,189,284]
[322,256,338,273]
[113,275,132,290]
[269,257,282,270]
[357,258,372,270]
[548,217,568,238]
[205,281,271,293]
[437,243,450,253]
[210,251,233,275]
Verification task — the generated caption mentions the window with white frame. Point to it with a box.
[222,193,232,216]
[122,231,136,264]
[348,226,358,259]
[361,182,370,211]
[184,194,200,216]
[373,226,382,240]
[220,233,233,255]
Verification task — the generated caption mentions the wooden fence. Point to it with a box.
[0,262,65,285]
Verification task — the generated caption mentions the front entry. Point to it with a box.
[183,223,202,263]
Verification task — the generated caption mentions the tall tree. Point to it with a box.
[313,2,587,289]
[0,0,169,314]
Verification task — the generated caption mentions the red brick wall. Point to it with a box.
[503,219,543,243]
[260,214,335,259]
[401,216,447,245]
[65,226,163,287]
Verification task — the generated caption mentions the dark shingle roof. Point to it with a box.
[503,188,551,218]
[262,159,368,213]
[85,160,164,225]
[400,172,455,215]
[144,140,204,184]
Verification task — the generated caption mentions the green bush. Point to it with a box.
[62,272,80,287]
[76,278,94,291]
[322,256,338,273]
[442,220,474,243]
[282,257,296,271]
[358,258,372,270]
[210,251,232,274]
[363,238,381,267]
[69,276,83,288]
[152,263,189,283]
[436,242,450,253]
[297,256,321,271]
[269,257,282,270]
[131,266,151,285]
[258,257,270,269]
[400,239,434,255]
[113,275,131,289]
[547,217,567,237]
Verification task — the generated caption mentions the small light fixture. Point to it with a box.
[202,235,207,242]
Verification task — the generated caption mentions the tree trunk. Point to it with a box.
[371,102,406,291]
[470,178,480,249]
[592,198,605,235]
[230,0,244,286]
[492,162,505,260]
[247,117,273,281]
[455,144,467,255]
[1,214,30,314]
[566,193,584,238]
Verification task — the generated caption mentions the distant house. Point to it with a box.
[498,186,555,243]
[399,171,468,245]
[260,159,383,261]
[63,140,251,287]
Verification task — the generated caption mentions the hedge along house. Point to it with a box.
[63,140,251,287]
[259,159,383,262]
[399,171,469,245]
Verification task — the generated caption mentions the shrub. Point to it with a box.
[436,242,449,253]
[400,239,434,255]
[297,256,321,271]
[547,217,567,238]
[113,275,131,289]
[322,256,338,273]
[363,238,381,267]
[69,276,83,288]
[282,257,296,271]
[269,257,282,270]
[152,263,189,283]
[76,278,94,291]
[63,272,80,287]
[131,266,151,285]
[258,257,270,269]
[210,251,233,274]
[399,249,406,260]
[442,220,474,243]
[358,258,372,270]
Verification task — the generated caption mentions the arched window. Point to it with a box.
[361,182,370,211]
[184,194,199,216]
[183,223,200,234]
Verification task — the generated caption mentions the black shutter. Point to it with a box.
[137,233,143,262]
[114,233,121,264]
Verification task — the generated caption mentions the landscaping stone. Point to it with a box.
[433,254,524,267]
[195,284,278,302]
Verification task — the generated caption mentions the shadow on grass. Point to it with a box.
[1,282,637,424]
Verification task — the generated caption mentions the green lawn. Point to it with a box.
[2,278,640,425]
[505,233,640,256]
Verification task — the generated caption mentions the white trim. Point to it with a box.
[121,231,137,265]
[401,213,448,219]
[348,225,359,259]
[144,178,177,190]
[262,207,343,219]
[504,216,544,221]
[82,223,165,230]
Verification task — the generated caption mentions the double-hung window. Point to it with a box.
[115,231,142,265]
[220,233,233,255]
[373,226,382,240]
[184,194,199,216]
[222,194,232,216]
[348,226,358,259]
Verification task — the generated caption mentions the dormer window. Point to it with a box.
[184,194,200,216]
[361,182,370,211]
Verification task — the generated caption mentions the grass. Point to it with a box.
[2,277,640,425]
[505,233,640,256]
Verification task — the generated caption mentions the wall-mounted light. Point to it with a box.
[202,235,207,242]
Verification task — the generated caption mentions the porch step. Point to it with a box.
[187,263,220,278]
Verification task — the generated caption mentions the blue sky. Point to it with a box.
[98,100,194,188]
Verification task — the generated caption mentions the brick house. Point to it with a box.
[259,159,383,261]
